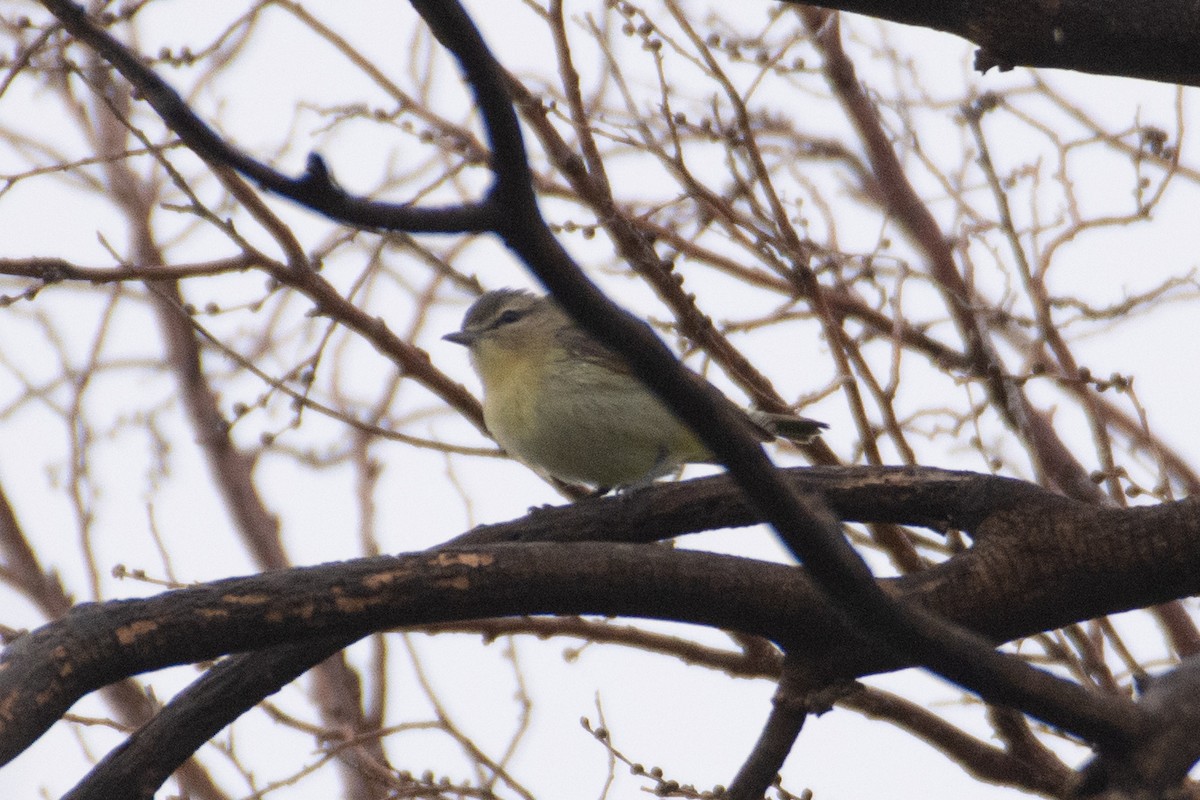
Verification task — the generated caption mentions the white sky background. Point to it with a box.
[0,0,1199,797]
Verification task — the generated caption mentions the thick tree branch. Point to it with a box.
[789,1,1200,86]
[0,483,229,800]
[726,657,825,800]
[60,636,350,800]
[6,467,1200,786]
[447,465,1060,547]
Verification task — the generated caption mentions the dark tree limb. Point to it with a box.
[60,637,351,800]
[726,695,807,800]
[446,465,1066,547]
[789,1,1200,87]
[74,462,1043,800]
[0,545,835,772]
[36,0,496,233]
[5,466,1200,791]
[725,656,837,800]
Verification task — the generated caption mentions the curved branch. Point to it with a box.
[782,0,1200,87]
[447,465,1061,547]
[726,657,822,800]
[6,466,1200,780]
[61,636,352,800]
[0,545,825,769]
[36,0,495,232]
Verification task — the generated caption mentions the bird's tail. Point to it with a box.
[745,409,828,444]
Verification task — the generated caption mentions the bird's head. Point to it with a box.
[444,289,566,373]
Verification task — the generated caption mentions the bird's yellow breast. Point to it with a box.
[473,339,708,488]
[472,341,550,450]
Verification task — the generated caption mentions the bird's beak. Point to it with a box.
[443,330,475,346]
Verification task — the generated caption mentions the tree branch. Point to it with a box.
[6,466,1200,789]
[36,0,496,232]
[788,1,1200,86]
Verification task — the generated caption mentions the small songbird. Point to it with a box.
[444,289,826,491]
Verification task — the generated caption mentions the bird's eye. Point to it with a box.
[495,309,524,326]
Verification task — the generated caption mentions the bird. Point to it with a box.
[444,289,826,492]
